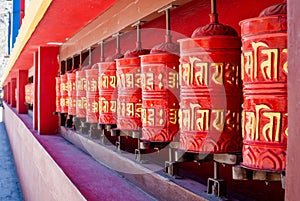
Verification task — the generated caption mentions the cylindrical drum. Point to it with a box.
[25,83,33,105]
[178,35,242,153]
[116,57,142,130]
[240,12,287,171]
[76,70,87,118]
[140,54,180,142]
[67,72,76,115]
[60,74,68,114]
[86,67,99,123]
[98,62,118,125]
[55,77,61,112]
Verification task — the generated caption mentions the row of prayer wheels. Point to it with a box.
[54,1,287,172]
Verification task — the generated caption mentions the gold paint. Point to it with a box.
[212,109,225,132]
[126,73,134,88]
[126,103,134,117]
[211,63,224,85]
[135,73,141,88]
[110,75,117,88]
[252,41,269,80]
[255,104,270,140]
[92,101,98,113]
[283,49,288,74]
[190,103,202,131]
[194,61,209,86]
[168,72,179,88]
[145,73,154,90]
[262,111,281,142]
[261,48,279,80]
[169,109,178,124]
[110,100,117,112]
[196,109,210,131]
[245,111,256,140]
[90,80,97,91]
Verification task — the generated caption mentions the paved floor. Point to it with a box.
[0,108,23,201]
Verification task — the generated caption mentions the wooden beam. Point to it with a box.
[59,0,191,60]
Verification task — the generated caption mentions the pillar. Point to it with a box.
[10,78,16,107]
[17,70,28,114]
[7,82,11,104]
[37,46,59,134]
[3,85,7,102]
[33,51,38,130]
[286,0,300,200]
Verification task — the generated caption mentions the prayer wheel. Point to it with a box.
[60,74,68,114]
[178,13,242,153]
[98,61,118,125]
[55,77,61,112]
[116,46,149,130]
[75,68,88,118]
[86,65,99,123]
[140,52,180,142]
[25,83,33,105]
[67,71,76,115]
[240,1,287,171]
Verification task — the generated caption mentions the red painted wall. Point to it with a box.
[91,0,282,62]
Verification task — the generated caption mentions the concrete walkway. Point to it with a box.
[0,108,23,201]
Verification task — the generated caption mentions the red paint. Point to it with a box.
[98,62,118,125]
[37,46,59,134]
[20,0,25,25]
[240,12,287,171]
[140,53,180,142]
[10,78,17,107]
[86,67,99,123]
[67,72,76,115]
[178,35,242,153]
[116,57,143,130]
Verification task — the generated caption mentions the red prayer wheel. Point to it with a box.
[240,1,287,171]
[75,70,87,118]
[116,57,142,130]
[55,77,61,112]
[67,72,76,115]
[178,14,242,153]
[60,74,68,114]
[25,83,33,105]
[98,62,118,125]
[86,65,99,123]
[140,53,180,142]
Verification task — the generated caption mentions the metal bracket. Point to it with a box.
[207,178,226,197]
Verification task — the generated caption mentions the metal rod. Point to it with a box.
[100,41,105,62]
[211,0,216,14]
[210,0,218,23]
[136,23,141,49]
[113,32,121,54]
[158,4,178,43]
[166,9,170,37]
[132,21,144,49]
[79,52,82,66]
[88,47,92,65]
[72,56,74,70]
[214,162,219,179]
